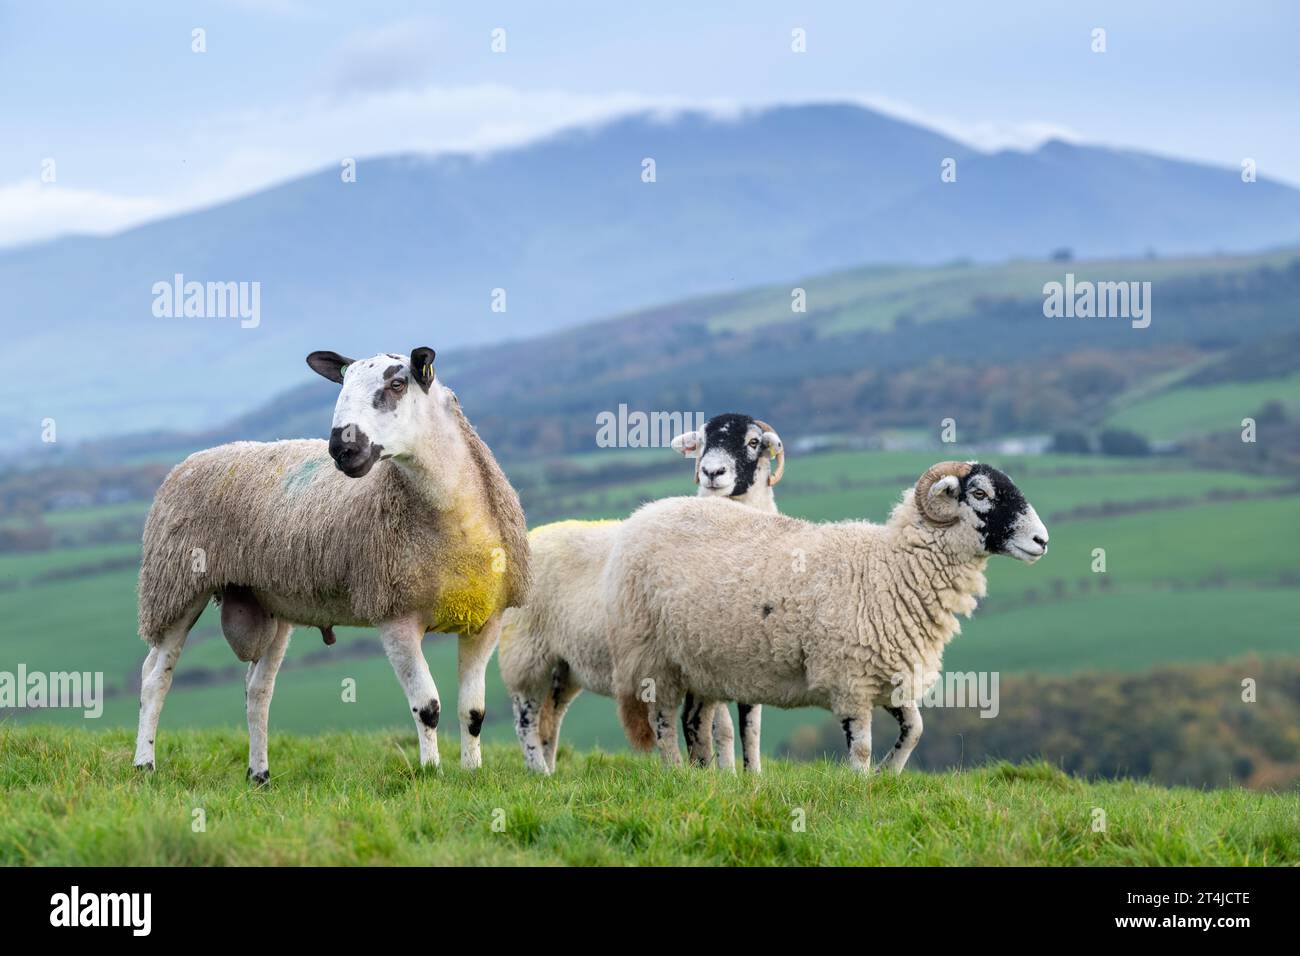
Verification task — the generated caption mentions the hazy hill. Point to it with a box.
[5,103,1300,447]
[60,246,1300,471]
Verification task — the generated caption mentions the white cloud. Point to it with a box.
[0,85,1086,250]
[198,84,687,167]
[0,180,170,247]
[0,85,678,249]
[824,93,1084,153]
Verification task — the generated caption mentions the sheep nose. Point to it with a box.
[329,426,368,465]
[1033,534,1049,549]
[702,465,727,480]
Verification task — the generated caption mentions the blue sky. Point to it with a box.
[1,0,1296,247]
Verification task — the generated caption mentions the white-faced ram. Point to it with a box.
[134,348,531,782]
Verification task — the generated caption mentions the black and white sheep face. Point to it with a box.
[306,347,436,478]
[672,413,782,498]
[922,463,1049,563]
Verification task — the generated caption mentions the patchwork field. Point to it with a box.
[1105,372,1300,441]
[2,448,1296,763]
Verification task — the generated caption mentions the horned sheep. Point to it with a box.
[608,461,1049,772]
[498,413,784,774]
[134,348,531,781]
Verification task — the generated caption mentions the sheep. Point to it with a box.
[133,348,531,782]
[607,461,1049,773]
[498,413,784,774]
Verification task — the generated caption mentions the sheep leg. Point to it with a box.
[542,663,582,773]
[456,612,501,770]
[737,703,763,774]
[511,693,550,773]
[379,613,442,769]
[133,596,207,771]
[653,702,683,767]
[681,692,715,767]
[878,701,923,774]
[712,703,737,772]
[838,710,874,773]
[245,620,292,785]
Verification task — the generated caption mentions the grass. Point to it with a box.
[1106,372,1300,441]
[0,501,150,531]
[1,726,1295,866]
[948,587,1300,674]
[0,540,140,584]
[535,448,1286,524]
[984,495,1300,602]
[701,251,1292,337]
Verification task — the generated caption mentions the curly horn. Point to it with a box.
[914,460,971,525]
[754,419,785,487]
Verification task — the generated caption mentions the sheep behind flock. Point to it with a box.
[134,348,531,781]
[608,461,1048,772]
[498,413,784,774]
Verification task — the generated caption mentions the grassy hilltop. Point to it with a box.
[2,727,1296,867]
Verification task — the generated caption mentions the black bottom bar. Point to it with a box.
[3,866,1291,941]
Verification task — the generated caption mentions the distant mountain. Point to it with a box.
[56,247,1300,472]
[4,103,1300,448]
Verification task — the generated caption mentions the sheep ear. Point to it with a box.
[671,430,703,458]
[410,347,436,392]
[306,351,354,385]
[926,474,962,520]
[761,429,783,457]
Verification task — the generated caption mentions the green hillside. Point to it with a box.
[54,246,1300,470]
[2,728,1295,866]
[702,250,1298,336]
[1106,372,1300,441]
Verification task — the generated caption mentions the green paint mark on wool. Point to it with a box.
[281,457,325,494]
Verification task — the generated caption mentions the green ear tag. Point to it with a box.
[340,365,349,378]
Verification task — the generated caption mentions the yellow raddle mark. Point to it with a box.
[428,507,509,635]
[430,576,501,635]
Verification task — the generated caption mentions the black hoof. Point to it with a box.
[135,761,154,772]
[247,768,270,785]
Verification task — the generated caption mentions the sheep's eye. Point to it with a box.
[390,378,406,391]
[971,489,988,501]
[748,438,760,448]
